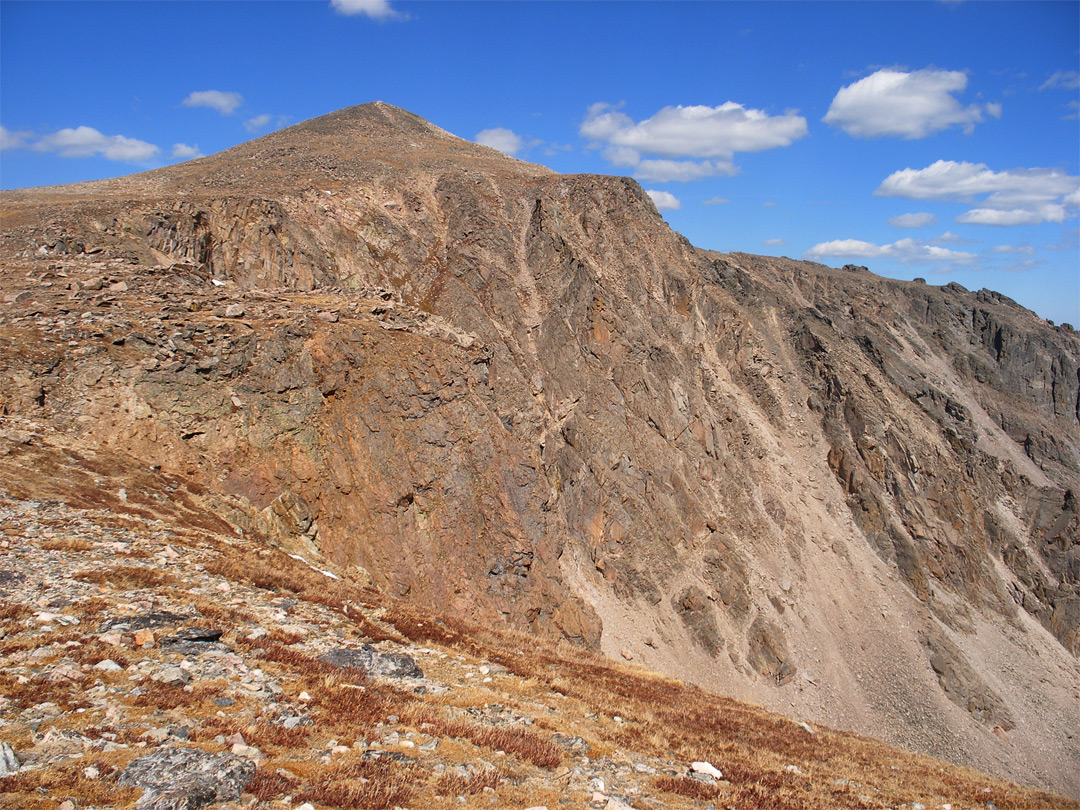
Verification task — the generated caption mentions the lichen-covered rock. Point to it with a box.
[118,747,255,810]
[318,644,423,679]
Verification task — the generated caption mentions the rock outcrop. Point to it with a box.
[1,102,1077,795]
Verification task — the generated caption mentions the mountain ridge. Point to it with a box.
[1,102,1078,797]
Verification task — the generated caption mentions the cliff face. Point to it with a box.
[1,102,1077,795]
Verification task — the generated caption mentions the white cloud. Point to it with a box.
[988,244,1036,255]
[702,196,730,205]
[182,90,244,116]
[171,143,203,160]
[475,127,524,156]
[763,238,787,246]
[823,68,995,138]
[931,231,974,245]
[1065,100,1080,121]
[633,158,737,182]
[888,212,938,228]
[330,0,405,20]
[0,125,32,150]
[804,237,976,265]
[581,101,807,180]
[245,114,273,133]
[645,190,681,210]
[1040,70,1080,91]
[31,126,159,162]
[955,206,1066,226]
[876,159,1079,226]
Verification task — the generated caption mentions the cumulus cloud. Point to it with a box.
[31,126,159,162]
[580,101,807,181]
[876,159,1079,226]
[330,0,405,20]
[475,127,524,156]
[171,143,203,160]
[0,125,32,150]
[1040,70,1080,91]
[804,237,976,266]
[824,68,996,138]
[888,212,938,228]
[646,190,681,210]
[182,90,244,116]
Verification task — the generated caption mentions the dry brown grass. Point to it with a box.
[246,768,298,801]
[434,766,503,795]
[0,671,92,711]
[293,760,418,810]
[68,640,131,668]
[73,564,176,589]
[0,762,139,809]
[40,535,93,552]
[131,680,218,711]
[412,710,563,770]
[653,774,723,800]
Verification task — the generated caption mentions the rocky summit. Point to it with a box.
[0,101,1078,806]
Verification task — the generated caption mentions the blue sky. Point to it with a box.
[2,1,1078,325]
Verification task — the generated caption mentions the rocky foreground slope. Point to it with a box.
[1,102,1078,797]
[0,433,1077,810]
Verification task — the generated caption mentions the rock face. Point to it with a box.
[1,102,1078,794]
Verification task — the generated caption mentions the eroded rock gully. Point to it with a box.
[1,102,1078,796]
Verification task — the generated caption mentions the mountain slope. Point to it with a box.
[1,102,1078,796]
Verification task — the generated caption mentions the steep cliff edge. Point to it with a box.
[2,102,1077,795]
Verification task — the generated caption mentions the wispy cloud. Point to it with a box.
[876,159,1079,225]
[245,114,273,133]
[182,90,244,116]
[702,196,730,205]
[988,243,1036,255]
[931,231,974,245]
[763,238,787,246]
[645,189,681,210]
[888,212,938,228]
[1039,70,1080,91]
[30,126,159,162]
[824,68,997,138]
[330,0,406,21]
[581,101,807,182]
[171,143,203,160]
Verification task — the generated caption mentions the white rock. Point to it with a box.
[93,659,122,672]
[0,741,19,776]
[691,760,724,780]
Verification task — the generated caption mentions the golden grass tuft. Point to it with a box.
[73,564,176,589]
[293,760,418,810]
[434,766,503,796]
[653,774,723,800]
